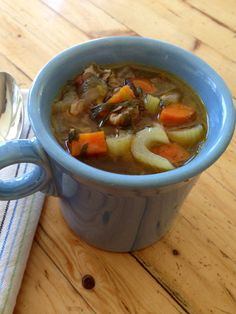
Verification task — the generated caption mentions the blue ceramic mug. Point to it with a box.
[0,37,235,252]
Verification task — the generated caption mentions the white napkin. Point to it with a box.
[0,90,45,314]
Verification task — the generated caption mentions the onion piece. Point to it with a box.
[131,125,175,171]
[167,124,204,146]
[70,99,85,116]
[160,92,181,105]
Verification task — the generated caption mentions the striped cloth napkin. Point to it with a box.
[0,90,45,314]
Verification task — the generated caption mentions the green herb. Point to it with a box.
[91,99,140,127]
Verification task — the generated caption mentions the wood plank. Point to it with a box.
[32,197,186,314]
[133,171,236,314]
[183,0,236,31]
[0,13,54,79]
[206,134,236,197]
[0,53,32,87]
[0,0,134,81]
[2,0,236,99]
[17,163,236,314]
[41,0,135,37]
[2,1,235,313]
[1,0,88,49]
[0,0,88,79]
[14,241,93,314]
[129,0,236,61]
[89,0,236,97]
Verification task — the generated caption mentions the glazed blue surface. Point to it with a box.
[0,138,53,200]
[29,37,235,189]
[59,173,198,251]
[0,37,235,251]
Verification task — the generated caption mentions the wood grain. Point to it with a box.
[33,197,185,314]
[41,0,136,38]
[0,53,32,88]
[14,241,94,314]
[143,0,236,59]
[134,171,236,314]
[89,0,236,97]
[0,0,88,79]
[0,0,233,313]
[181,0,236,31]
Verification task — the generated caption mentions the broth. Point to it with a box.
[51,63,207,175]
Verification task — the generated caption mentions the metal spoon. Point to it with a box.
[0,72,24,142]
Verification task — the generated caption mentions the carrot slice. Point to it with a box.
[159,103,196,126]
[70,131,107,157]
[151,143,190,165]
[132,78,157,94]
[108,85,135,104]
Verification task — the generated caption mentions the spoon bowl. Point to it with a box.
[0,72,24,141]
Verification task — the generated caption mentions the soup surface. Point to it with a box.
[51,63,207,175]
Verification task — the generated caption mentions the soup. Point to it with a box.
[51,63,207,175]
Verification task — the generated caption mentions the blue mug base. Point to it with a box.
[59,192,183,252]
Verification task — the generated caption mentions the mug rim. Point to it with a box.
[28,36,235,188]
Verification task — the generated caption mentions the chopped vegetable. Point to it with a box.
[90,102,113,120]
[106,134,133,157]
[132,78,157,94]
[107,85,135,104]
[91,100,140,127]
[52,88,78,114]
[151,143,190,165]
[167,124,204,146]
[69,131,107,157]
[160,92,181,105]
[131,125,175,171]
[70,99,85,116]
[144,94,160,114]
[159,103,196,126]
[108,72,124,88]
[82,64,102,79]
[79,76,108,104]
[101,69,112,81]
[109,106,139,127]
[124,79,139,96]
[51,63,207,175]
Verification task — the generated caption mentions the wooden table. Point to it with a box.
[1,0,235,313]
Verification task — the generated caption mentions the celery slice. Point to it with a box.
[167,124,204,146]
[131,125,175,171]
[106,133,133,157]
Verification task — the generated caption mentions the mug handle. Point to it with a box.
[0,137,55,200]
